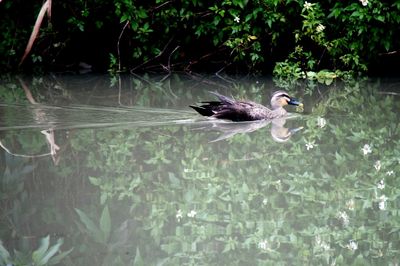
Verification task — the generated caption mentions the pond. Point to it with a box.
[0,74,400,265]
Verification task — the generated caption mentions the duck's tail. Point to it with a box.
[189,105,214,117]
[209,91,235,105]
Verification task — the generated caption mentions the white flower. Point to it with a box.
[187,210,197,218]
[304,1,313,10]
[315,235,330,251]
[346,240,358,251]
[374,160,381,171]
[378,195,388,210]
[361,144,372,155]
[305,140,315,150]
[316,24,326,33]
[317,117,326,128]
[176,209,183,222]
[262,198,268,205]
[346,199,355,211]
[274,180,282,190]
[258,240,269,251]
[359,0,368,6]
[377,179,385,190]
[386,170,394,176]
[234,16,240,23]
[337,211,349,226]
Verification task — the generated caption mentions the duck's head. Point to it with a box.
[271,91,302,109]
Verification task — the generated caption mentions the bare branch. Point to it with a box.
[19,0,51,66]
[130,37,174,72]
[117,20,130,71]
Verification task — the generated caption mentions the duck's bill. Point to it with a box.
[288,98,302,106]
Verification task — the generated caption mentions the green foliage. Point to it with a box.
[1,0,399,74]
[0,236,72,266]
[75,206,111,244]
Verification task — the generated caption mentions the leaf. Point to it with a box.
[132,247,145,266]
[376,15,385,22]
[325,78,333,85]
[38,238,64,265]
[75,208,100,236]
[100,193,108,205]
[0,241,11,264]
[32,235,50,263]
[384,40,390,51]
[88,176,101,186]
[168,172,180,187]
[48,247,74,265]
[100,205,111,241]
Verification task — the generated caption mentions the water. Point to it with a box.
[1,74,400,265]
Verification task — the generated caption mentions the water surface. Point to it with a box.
[1,74,400,265]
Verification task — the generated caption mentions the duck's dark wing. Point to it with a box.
[208,91,235,105]
[190,92,235,118]
[190,92,270,121]
[212,102,255,121]
[190,100,257,121]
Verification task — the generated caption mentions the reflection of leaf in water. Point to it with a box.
[1,155,36,199]
[133,247,145,266]
[75,208,102,242]
[100,206,111,242]
[0,240,11,265]
[32,235,50,262]
[3,76,400,265]
[75,206,112,244]
[0,236,72,266]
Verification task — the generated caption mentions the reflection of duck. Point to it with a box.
[270,118,303,143]
[194,117,303,142]
[190,91,302,121]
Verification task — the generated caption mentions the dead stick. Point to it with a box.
[117,20,130,71]
[19,0,50,66]
[130,37,174,72]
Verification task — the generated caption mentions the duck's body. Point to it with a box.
[190,91,302,121]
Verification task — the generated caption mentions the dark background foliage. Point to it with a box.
[1,0,400,75]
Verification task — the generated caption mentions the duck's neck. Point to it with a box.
[271,107,287,118]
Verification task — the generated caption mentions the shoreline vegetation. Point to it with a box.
[1,0,400,79]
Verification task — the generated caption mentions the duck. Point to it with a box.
[190,91,302,121]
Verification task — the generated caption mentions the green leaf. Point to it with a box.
[75,208,100,236]
[132,247,145,266]
[89,176,101,186]
[168,172,181,187]
[76,208,106,244]
[325,78,333,85]
[384,40,390,51]
[37,239,64,266]
[376,15,385,22]
[48,247,74,265]
[32,235,50,263]
[0,241,11,264]
[100,205,111,241]
[101,193,108,205]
